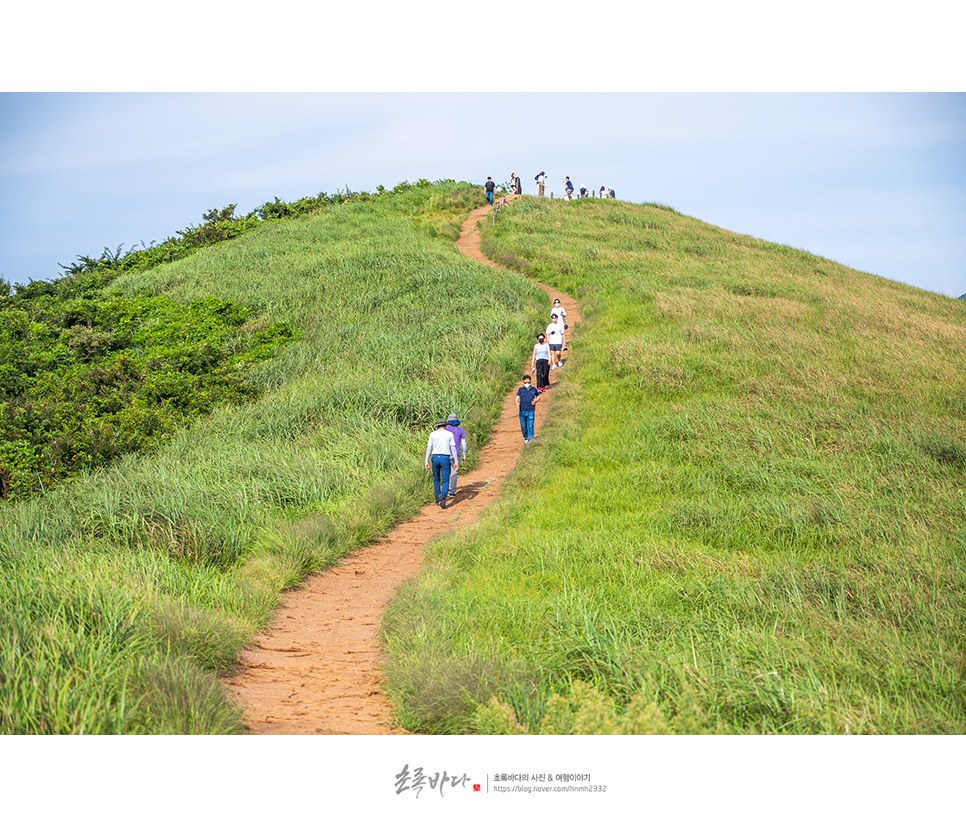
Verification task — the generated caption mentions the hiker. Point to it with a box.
[551,297,568,350]
[546,313,566,369]
[579,185,587,198]
[599,185,606,198]
[608,186,615,198]
[516,375,541,444]
[535,171,546,197]
[564,177,574,200]
[514,173,522,194]
[425,418,459,508]
[444,414,468,499]
[531,332,551,392]
[485,177,495,206]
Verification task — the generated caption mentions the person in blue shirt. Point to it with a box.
[515,374,541,444]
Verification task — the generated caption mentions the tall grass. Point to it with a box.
[381,196,966,734]
[1,181,547,733]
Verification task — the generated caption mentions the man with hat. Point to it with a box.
[425,418,459,509]
[546,312,566,370]
[444,414,468,500]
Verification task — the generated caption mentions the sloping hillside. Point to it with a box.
[0,181,545,733]
[3,186,963,735]
[381,196,966,734]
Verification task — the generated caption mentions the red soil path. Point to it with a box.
[225,196,579,734]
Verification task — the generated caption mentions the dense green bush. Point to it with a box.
[0,290,296,499]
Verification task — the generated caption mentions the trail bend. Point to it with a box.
[225,194,580,734]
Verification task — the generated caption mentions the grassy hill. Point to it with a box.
[0,180,545,733]
[381,196,966,734]
[2,186,963,734]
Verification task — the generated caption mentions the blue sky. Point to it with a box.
[2,92,965,298]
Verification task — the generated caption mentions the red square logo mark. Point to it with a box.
[473,784,481,792]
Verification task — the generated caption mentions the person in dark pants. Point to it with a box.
[516,375,541,444]
[531,333,551,392]
[425,418,459,508]
[485,177,495,206]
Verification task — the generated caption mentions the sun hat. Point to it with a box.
[435,419,447,427]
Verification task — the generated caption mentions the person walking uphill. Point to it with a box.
[425,418,459,508]
[531,332,551,392]
[516,375,541,444]
[484,177,495,206]
[444,414,467,499]
[546,312,566,370]
[552,297,568,351]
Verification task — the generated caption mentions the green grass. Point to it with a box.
[0,181,546,733]
[7,186,963,735]
[381,196,966,734]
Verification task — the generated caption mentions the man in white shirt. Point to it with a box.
[545,313,566,369]
[425,418,459,508]
[551,298,568,351]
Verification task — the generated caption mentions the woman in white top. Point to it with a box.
[551,298,567,340]
[550,298,568,350]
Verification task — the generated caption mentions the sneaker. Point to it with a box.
[448,493,456,498]
[439,496,446,509]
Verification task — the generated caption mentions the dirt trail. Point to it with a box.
[225,195,579,734]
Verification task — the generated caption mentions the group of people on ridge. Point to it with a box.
[564,177,615,200]
[426,299,571,507]
[485,174,615,204]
